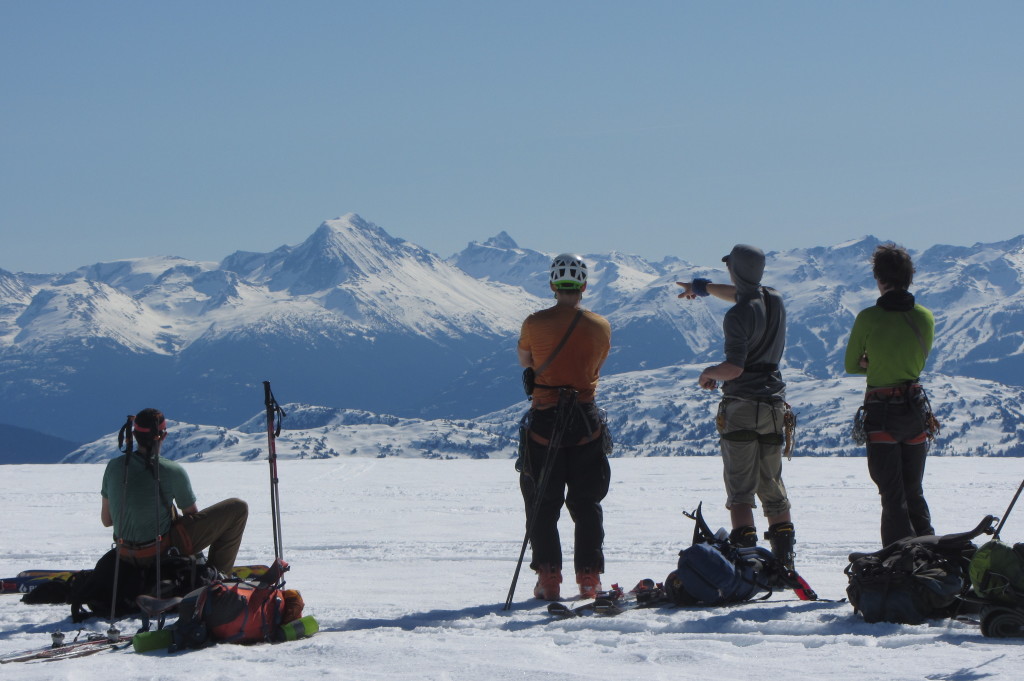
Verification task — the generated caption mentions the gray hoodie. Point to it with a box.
[720,245,786,398]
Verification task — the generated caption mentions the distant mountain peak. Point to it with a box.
[271,215,417,294]
[481,231,519,250]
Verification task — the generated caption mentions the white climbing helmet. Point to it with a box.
[549,253,588,290]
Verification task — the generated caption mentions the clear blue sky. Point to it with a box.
[2,1,1022,274]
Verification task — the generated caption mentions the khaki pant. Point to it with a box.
[718,398,791,517]
[172,498,249,574]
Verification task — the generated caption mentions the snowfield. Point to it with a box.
[2,456,1023,680]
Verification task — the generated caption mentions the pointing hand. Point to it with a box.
[676,282,697,300]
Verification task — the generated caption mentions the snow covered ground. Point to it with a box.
[2,456,1023,680]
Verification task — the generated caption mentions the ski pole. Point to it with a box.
[263,381,287,562]
[994,478,1024,539]
[151,433,164,606]
[503,388,578,611]
[108,415,135,638]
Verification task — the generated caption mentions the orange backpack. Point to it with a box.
[172,560,300,649]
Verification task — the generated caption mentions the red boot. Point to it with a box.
[533,565,562,601]
[576,568,602,599]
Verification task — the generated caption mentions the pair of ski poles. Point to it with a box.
[503,388,578,611]
[109,414,170,637]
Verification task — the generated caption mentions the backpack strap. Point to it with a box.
[167,586,213,651]
[256,558,290,589]
[901,311,929,355]
[849,515,997,564]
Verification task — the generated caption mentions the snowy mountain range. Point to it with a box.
[4,212,1024,460]
[61,368,1024,464]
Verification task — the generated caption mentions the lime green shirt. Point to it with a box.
[844,302,934,388]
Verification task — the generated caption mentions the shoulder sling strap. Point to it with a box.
[901,311,929,355]
[534,310,584,383]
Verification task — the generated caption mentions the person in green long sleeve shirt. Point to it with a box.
[844,243,936,547]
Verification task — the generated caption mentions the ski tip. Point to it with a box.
[792,574,819,601]
[132,628,174,654]
[546,602,577,618]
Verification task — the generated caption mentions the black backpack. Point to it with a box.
[68,548,217,622]
[845,516,995,624]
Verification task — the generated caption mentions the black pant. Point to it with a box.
[519,405,610,573]
[864,395,935,547]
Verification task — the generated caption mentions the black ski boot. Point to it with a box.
[729,525,758,548]
[765,522,796,571]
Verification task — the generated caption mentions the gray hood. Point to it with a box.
[723,244,765,297]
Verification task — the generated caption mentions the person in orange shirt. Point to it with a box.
[517,253,612,600]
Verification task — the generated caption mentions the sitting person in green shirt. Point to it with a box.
[100,408,248,575]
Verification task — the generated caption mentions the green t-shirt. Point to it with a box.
[844,301,934,388]
[101,453,197,544]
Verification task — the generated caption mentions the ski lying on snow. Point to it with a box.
[547,599,615,619]
[548,598,629,618]
[547,584,624,619]
[1,570,81,594]
[547,580,667,619]
[229,564,271,581]
[2,564,270,594]
[1,633,133,664]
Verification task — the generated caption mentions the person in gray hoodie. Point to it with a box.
[677,244,795,569]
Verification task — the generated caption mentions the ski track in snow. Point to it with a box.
[1,456,1022,681]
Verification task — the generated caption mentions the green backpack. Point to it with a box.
[969,540,1024,604]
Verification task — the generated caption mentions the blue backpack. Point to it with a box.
[667,542,768,605]
[665,503,817,606]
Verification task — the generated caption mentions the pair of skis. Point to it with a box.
[0,632,133,664]
[547,579,667,619]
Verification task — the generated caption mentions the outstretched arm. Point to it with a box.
[676,280,737,303]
